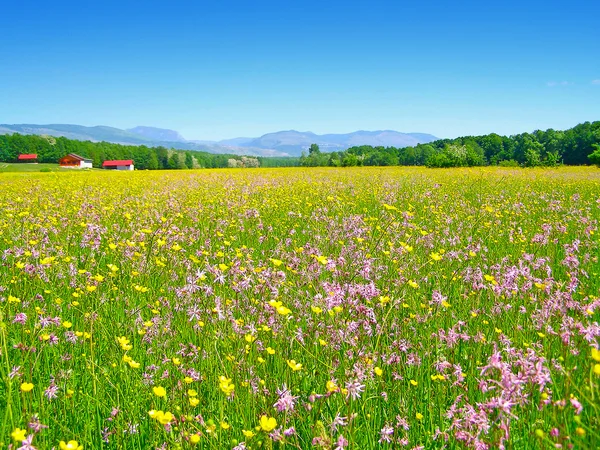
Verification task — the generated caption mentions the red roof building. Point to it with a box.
[102,160,134,170]
[59,154,93,169]
[18,154,38,161]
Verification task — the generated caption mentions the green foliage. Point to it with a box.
[0,134,263,170]
[589,144,600,167]
[300,121,600,168]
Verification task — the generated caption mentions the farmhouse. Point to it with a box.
[18,154,38,163]
[102,160,134,171]
[59,153,93,169]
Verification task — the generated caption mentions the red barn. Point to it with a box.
[102,160,134,171]
[18,154,38,162]
[59,154,93,169]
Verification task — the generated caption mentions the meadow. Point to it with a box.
[0,166,599,450]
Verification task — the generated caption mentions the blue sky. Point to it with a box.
[1,0,599,140]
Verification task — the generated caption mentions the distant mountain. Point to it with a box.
[127,126,186,142]
[0,124,438,157]
[242,130,438,154]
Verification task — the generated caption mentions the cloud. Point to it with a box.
[592,80,600,85]
[546,81,572,87]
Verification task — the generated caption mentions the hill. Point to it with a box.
[0,124,438,157]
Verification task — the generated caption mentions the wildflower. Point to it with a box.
[415,412,424,421]
[242,429,255,438]
[315,255,328,265]
[410,379,418,386]
[189,397,200,406]
[276,305,291,315]
[345,380,365,400]
[379,425,394,443]
[374,367,383,376]
[11,428,27,442]
[152,386,167,398]
[286,360,302,371]
[189,434,200,444]
[259,415,277,432]
[128,360,140,369]
[219,376,235,396]
[592,347,600,362]
[274,385,298,412]
[20,382,34,392]
[59,441,83,450]
[430,252,442,261]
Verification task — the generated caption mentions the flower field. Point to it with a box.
[1,166,599,449]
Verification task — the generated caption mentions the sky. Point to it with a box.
[1,0,599,141]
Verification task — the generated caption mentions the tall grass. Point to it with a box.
[0,166,598,449]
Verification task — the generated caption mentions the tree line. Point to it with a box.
[0,134,261,169]
[2,121,599,170]
[300,121,600,168]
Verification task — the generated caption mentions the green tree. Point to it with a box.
[308,143,321,155]
[185,152,194,169]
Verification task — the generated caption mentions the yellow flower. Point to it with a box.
[189,434,201,444]
[188,389,198,397]
[410,380,418,386]
[592,347,600,362]
[594,364,600,376]
[172,357,181,366]
[153,386,167,398]
[62,321,72,328]
[286,359,302,371]
[374,367,383,376]
[127,360,140,369]
[266,347,275,355]
[416,412,424,421]
[276,305,291,315]
[59,441,83,450]
[20,382,34,392]
[11,428,27,442]
[315,255,328,265]
[430,252,442,261]
[220,421,230,430]
[219,376,235,396]
[189,397,200,406]
[259,415,277,432]
[326,380,339,393]
[243,429,255,438]
[311,306,323,314]
[157,411,173,425]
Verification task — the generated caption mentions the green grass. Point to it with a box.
[0,167,598,449]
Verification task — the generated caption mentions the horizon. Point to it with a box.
[1,1,599,141]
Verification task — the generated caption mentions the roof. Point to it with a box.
[59,153,92,162]
[18,154,38,160]
[102,160,134,167]
[66,153,92,161]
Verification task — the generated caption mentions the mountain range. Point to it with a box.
[0,124,438,157]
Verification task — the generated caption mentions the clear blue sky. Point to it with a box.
[1,0,599,140]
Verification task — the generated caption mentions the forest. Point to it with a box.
[301,121,600,168]
[1,121,599,169]
[0,134,264,169]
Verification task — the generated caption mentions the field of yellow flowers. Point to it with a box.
[1,166,599,449]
